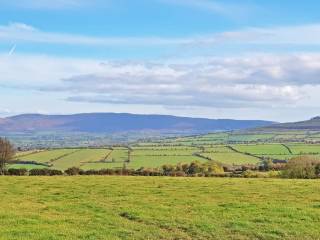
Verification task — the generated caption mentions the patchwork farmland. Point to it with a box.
[10,130,320,170]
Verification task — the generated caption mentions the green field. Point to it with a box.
[10,141,320,170]
[200,152,260,165]
[287,144,320,154]
[232,144,290,155]
[0,176,319,240]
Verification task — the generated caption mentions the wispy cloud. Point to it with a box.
[0,22,192,46]
[8,44,16,56]
[1,22,320,49]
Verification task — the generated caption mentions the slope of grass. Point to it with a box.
[203,146,234,153]
[106,148,128,162]
[232,144,290,155]
[255,154,295,161]
[14,150,42,158]
[17,149,80,164]
[0,177,319,240]
[7,164,47,170]
[227,134,276,142]
[287,144,320,155]
[51,149,111,170]
[130,155,205,169]
[200,152,260,165]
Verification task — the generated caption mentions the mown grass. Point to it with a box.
[0,176,319,240]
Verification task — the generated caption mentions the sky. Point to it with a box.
[1,0,320,122]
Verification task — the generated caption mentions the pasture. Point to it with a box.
[11,140,320,170]
[0,176,319,240]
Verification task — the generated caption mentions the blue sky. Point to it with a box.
[1,0,320,121]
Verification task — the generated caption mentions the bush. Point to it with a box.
[174,171,186,177]
[81,169,99,175]
[259,160,286,171]
[29,169,47,176]
[29,168,63,176]
[282,156,320,179]
[243,170,275,178]
[7,168,27,176]
[99,169,115,175]
[267,171,280,178]
[160,161,224,176]
[65,167,82,176]
[48,169,63,176]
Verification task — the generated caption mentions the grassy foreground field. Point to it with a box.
[0,176,319,240]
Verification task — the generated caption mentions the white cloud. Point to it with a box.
[1,53,319,110]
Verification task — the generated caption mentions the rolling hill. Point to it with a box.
[0,113,274,134]
[264,116,320,130]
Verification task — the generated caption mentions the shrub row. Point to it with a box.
[4,161,225,177]
[4,157,320,179]
[4,168,63,176]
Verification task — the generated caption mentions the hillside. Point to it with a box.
[0,113,274,134]
[263,116,320,130]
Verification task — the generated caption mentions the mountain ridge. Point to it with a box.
[0,112,275,134]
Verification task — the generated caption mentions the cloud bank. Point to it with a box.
[1,20,320,119]
[1,53,319,110]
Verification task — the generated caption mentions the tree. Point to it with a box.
[0,138,15,174]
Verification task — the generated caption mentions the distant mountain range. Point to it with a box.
[264,116,320,130]
[0,113,275,134]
